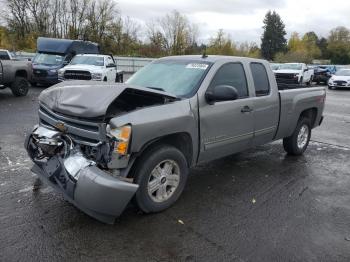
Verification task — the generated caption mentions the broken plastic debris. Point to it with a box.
[178,219,184,225]
[252,198,256,204]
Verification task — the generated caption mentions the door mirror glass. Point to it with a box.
[205,85,239,104]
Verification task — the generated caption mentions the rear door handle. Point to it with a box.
[241,105,253,113]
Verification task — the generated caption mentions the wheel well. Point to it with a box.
[15,70,27,78]
[300,108,317,127]
[137,133,193,166]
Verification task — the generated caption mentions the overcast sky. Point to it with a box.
[117,0,350,44]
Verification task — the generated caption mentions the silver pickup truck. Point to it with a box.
[25,55,325,223]
[0,59,32,96]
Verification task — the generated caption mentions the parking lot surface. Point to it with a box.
[0,86,350,262]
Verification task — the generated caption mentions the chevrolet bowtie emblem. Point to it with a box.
[55,122,66,132]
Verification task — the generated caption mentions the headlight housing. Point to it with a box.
[58,70,64,77]
[49,69,57,73]
[92,73,102,80]
[107,125,132,155]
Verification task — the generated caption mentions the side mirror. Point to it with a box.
[205,85,239,104]
[63,60,69,66]
[304,68,308,72]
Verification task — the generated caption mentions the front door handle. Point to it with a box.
[241,105,253,113]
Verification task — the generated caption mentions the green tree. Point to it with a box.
[261,10,287,60]
[327,26,350,64]
[206,29,236,55]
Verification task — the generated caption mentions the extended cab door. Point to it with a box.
[249,62,279,146]
[106,56,117,82]
[302,64,312,82]
[198,62,254,163]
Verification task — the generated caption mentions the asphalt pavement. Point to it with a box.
[0,85,350,262]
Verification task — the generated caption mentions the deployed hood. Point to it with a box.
[275,69,301,74]
[39,81,177,118]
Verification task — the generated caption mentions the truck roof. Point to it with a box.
[158,55,268,64]
[37,37,99,55]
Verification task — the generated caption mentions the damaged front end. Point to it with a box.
[25,107,138,224]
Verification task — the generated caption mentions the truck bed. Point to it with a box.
[274,86,326,140]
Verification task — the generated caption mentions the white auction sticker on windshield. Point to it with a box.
[186,63,208,70]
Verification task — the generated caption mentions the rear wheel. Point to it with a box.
[283,118,311,155]
[133,145,189,213]
[11,77,29,96]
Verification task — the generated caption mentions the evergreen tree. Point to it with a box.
[261,10,287,60]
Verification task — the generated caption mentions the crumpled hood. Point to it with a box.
[39,81,177,118]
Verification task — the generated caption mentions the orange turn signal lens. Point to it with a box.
[116,141,129,155]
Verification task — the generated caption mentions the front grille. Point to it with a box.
[334,81,347,86]
[33,69,48,77]
[64,70,91,80]
[38,105,106,145]
[275,73,296,80]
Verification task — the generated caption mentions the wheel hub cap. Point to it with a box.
[147,160,180,203]
[297,124,309,149]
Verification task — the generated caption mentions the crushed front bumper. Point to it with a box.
[25,128,138,224]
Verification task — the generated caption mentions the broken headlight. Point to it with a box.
[107,125,131,155]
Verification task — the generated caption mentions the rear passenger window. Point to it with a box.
[250,63,270,96]
[209,63,248,99]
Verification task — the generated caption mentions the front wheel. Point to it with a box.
[133,145,189,213]
[283,118,311,155]
[11,77,30,96]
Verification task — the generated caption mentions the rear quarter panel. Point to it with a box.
[275,87,326,140]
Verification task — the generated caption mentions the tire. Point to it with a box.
[306,78,312,86]
[283,118,311,155]
[299,77,303,86]
[328,85,334,90]
[103,77,107,82]
[11,77,29,96]
[133,145,189,213]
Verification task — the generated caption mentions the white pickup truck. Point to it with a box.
[0,49,15,60]
[58,54,123,83]
[274,63,314,86]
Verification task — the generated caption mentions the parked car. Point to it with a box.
[270,63,281,72]
[25,55,325,223]
[274,63,314,86]
[0,49,16,60]
[0,59,32,96]
[328,69,350,89]
[32,37,100,86]
[58,54,123,83]
[313,65,336,85]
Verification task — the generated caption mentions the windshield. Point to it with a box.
[70,56,104,66]
[33,53,64,65]
[126,60,212,97]
[335,69,350,76]
[279,64,302,70]
[270,63,280,70]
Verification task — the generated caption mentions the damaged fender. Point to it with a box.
[26,126,138,224]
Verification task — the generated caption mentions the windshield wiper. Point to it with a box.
[147,87,165,92]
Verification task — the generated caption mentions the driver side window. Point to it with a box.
[107,57,115,66]
[209,63,249,99]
